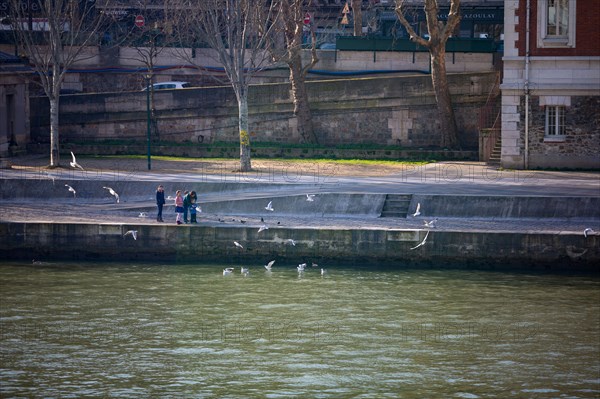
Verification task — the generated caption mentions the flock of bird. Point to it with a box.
[63,152,597,261]
[222,259,326,277]
[223,197,320,276]
[62,152,121,203]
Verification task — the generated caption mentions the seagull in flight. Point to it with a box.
[265,201,274,211]
[286,239,296,246]
[138,212,147,218]
[65,184,76,197]
[234,241,244,249]
[410,230,430,250]
[69,151,84,170]
[306,194,315,202]
[424,218,438,228]
[412,203,421,217]
[43,170,56,185]
[321,268,327,276]
[264,260,275,271]
[258,225,269,233]
[123,230,138,240]
[241,267,249,274]
[584,228,595,238]
[297,263,306,272]
[223,267,234,275]
[102,186,120,203]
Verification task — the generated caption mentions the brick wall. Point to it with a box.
[515,0,600,57]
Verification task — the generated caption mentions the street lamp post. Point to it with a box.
[146,75,151,170]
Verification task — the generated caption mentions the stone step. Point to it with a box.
[380,194,412,218]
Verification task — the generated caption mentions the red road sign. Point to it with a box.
[303,13,311,25]
[134,15,145,28]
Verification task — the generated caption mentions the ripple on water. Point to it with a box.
[1,263,599,397]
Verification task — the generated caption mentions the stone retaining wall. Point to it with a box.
[1,222,598,270]
[29,72,498,150]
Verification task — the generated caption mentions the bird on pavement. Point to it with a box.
[424,218,438,228]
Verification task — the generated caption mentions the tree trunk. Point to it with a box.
[430,44,459,148]
[395,0,462,150]
[49,96,60,167]
[352,0,362,36]
[238,95,252,172]
[289,52,318,144]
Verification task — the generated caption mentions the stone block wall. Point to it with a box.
[527,96,600,169]
[30,72,498,150]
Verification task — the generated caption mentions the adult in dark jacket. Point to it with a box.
[156,185,166,222]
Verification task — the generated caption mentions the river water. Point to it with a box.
[1,262,598,398]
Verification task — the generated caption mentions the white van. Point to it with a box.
[142,81,191,91]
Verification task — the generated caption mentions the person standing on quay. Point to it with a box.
[183,190,190,224]
[175,190,184,225]
[188,191,198,224]
[156,185,166,222]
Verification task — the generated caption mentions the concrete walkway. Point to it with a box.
[1,156,599,268]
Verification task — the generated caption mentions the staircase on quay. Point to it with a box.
[380,194,412,218]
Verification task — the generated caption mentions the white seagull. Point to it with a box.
[241,267,249,274]
[297,263,306,272]
[138,212,147,218]
[65,184,76,197]
[286,239,296,246]
[43,171,56,185]
[223,267,234,275]
[410,230,430,250]
[258,225,269,233]
[265,201,274,211]
[234,241,244,249]
[264,260,275,271]
[69,151,84,170]
[424,218,438,228]
[102,186,120,203]
[123,230,138,240]
[412,203,421,217]
[321,268,327,276]
[584,228,596,238]
[306,194,315,202]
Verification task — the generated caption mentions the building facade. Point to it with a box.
[501,0,600,169]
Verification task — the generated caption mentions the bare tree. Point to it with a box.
[395,0,461,148]
[274,0,319,144]
[351,0,362,36]
[173,0,281,172]
[6,0,111,167]
[120,2,177,141]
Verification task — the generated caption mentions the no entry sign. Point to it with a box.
[303,13,311,25]
[134,15,145,28]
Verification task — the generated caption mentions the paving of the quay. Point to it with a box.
[1,155,598,236]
